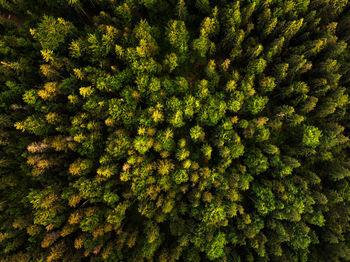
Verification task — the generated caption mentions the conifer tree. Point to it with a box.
[1,0,350,261]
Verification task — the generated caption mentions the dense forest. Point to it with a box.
[1,0,350,261]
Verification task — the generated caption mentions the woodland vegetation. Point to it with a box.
[1,0,350,261]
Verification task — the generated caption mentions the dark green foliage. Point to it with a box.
[1,0,350,261]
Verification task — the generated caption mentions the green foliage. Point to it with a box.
[206,232,226,260]
[32,16,75,51]
[167,20,189,56]
[247,95,268,115]
[1,0,350,261]
[303,125,322,148]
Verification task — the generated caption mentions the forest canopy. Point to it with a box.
[1,0,350,261]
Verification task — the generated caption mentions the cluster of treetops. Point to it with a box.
[1,0,350,261]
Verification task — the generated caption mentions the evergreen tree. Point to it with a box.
[0,0,350,261]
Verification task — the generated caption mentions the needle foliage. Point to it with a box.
[1,0,350,261]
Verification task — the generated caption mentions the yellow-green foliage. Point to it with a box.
[1,0,350,261]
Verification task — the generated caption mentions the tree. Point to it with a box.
[1,0,350,261]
